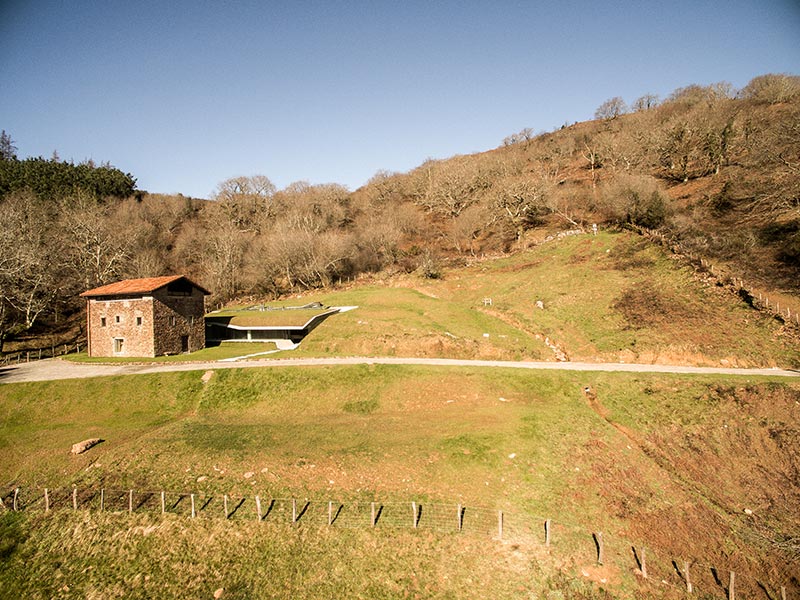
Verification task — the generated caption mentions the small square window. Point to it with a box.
[100,317,107,327]
[170,316,177,326]
[115,315,121,324]
[136,316,143,326]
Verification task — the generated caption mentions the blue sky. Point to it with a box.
[2,1,799,198]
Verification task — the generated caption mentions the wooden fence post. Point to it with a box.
[128,490,133,513]
[13,488,19,511]
[160,491,165,514]
[44,488,49,512]
[781,586,786,600]
[328,501,333,526]
[223,495,228,519]
[594,532,604,565]
[190,494,196,518]
[72,488,78,510]
[457,504,463,531]
[255,495,262,521]
[411,502,418,528]
[545,519,551,547]
[100,489,105,512]
[684,561,692,593]
[728,571,735,600]
[292,498,297,523]
[640,547,647,579]
[497,510,504,539]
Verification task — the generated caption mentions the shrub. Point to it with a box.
[599,174,671,229]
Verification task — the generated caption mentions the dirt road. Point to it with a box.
[1,356,797,384]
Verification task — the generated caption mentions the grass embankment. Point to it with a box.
[1,366,798,598]
[0,511,602,600]
[284,231,799,368]
[69,342,280,363]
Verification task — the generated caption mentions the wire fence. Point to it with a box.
[630,224,800,329]
[2,485,795,599]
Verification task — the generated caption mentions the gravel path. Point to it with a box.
[1,356,797,384]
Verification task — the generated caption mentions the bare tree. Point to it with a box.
[0,130,17,161]
[489,176,552,242]
[414,156,494,219]
[0,192,63,349]
[60,192,130,291]
[632,93,660,111]
[502,127,535,147]
[595,97,628,120]
[739,73,800,104]
[212,175,277,232]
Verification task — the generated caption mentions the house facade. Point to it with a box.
[81,275,210,358]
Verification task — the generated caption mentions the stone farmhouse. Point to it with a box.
[80,275,210,358]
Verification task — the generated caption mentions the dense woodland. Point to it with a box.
[1,73,798,350]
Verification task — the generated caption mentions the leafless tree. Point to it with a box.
[212,175,277,233]
[739,73,800,104]
[60,192,131,291]
[489,176,552,242]
[595,97,628,120]
[632,93,660,111]
[502,127,535,147]
[0,192,64,349]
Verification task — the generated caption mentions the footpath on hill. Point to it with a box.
[1,356,797,384]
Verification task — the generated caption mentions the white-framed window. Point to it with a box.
[170,316,177,326]
[113,338,124,354]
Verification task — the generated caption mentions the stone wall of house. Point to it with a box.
[151,287,206,356]
[86,297,156,357]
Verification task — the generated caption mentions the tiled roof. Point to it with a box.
[80,275,210,297]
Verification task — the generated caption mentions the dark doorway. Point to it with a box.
[180,335,189,353]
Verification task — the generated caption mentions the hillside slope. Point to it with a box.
[1,231,799,598]
[279,231,799,368]
[3,75,799,357]
[1,368,797,598]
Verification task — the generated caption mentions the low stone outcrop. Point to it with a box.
[71,438,104,454]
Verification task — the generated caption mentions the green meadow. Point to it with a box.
[2,364,798,598]
[2,231,798,598]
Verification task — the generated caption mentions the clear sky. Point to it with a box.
[2,1,799,198]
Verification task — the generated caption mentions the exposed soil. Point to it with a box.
[582,382,800,596]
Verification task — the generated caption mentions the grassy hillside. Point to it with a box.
[4,75,799,358]
[1,366,798,598]
[271,231,799,368]
[1,230,798,598]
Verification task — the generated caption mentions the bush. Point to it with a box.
[419,250,442,279]
[599,175,671,229]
